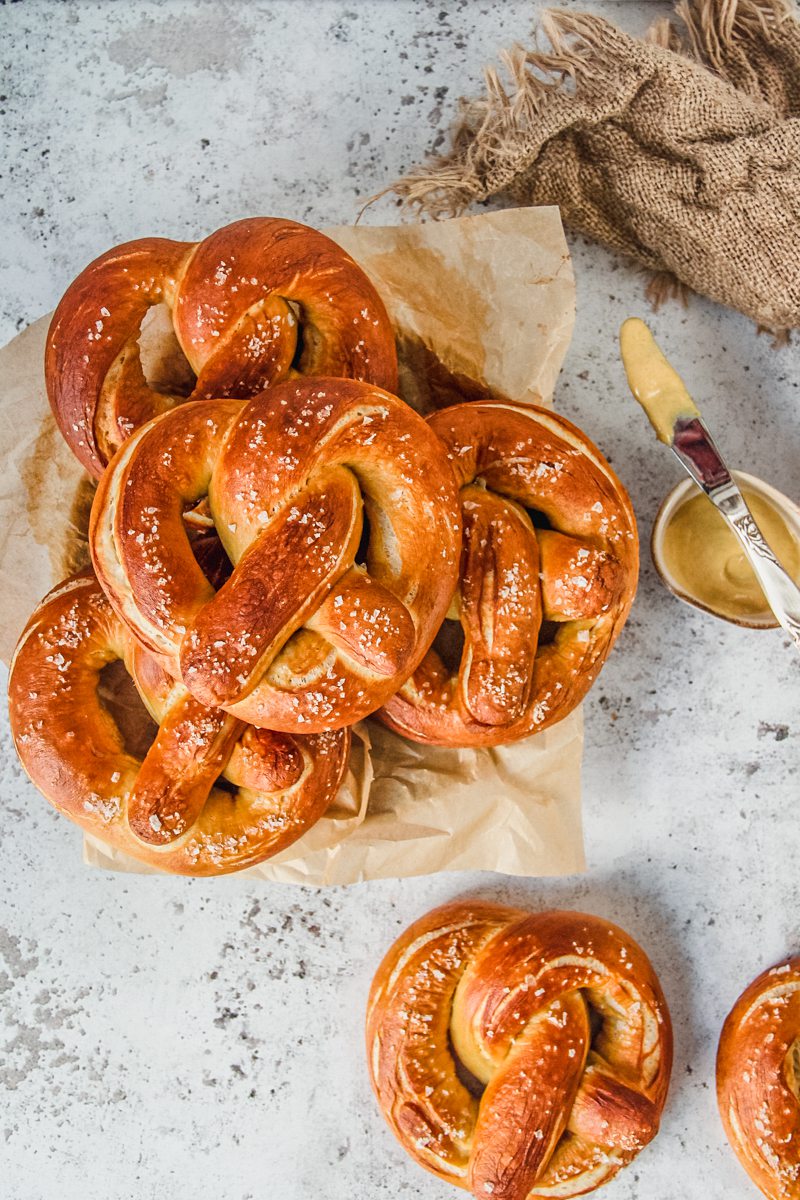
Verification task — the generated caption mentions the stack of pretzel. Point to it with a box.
[8,216,639,876]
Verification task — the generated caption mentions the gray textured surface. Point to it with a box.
[1,3,798,1198]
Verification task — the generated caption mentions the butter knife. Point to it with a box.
[620,318,800,652]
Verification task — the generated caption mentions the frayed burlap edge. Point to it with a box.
[382,0,797,218]
[372,0,798,335]
[677,0,795,75]
[375,9,628,221]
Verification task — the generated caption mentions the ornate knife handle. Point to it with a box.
[670,417,800,653]
[729,509,800,651]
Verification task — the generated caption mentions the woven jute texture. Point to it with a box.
[390,0,800,334]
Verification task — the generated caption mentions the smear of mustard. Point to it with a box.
[661,486,800,618]
[619,318,699,444]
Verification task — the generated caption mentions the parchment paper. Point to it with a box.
[0,206,585,882]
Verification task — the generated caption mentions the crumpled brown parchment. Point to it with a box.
[0,206,586,882]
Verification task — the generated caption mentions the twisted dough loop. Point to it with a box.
[90,377,461,733]
[717,959,800,1199]
[367,900,672,1200]
[8,573,349,876]
[46,216,398,477]
[378,402,638,746]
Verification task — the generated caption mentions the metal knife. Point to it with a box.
[620,318,800,652]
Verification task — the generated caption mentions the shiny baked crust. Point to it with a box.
[378,402,638,746]
[367,900,672,1199]
[89,377,461,733]
[717,958,800,1199]
[8,572,349,876]
[46,216,398,477]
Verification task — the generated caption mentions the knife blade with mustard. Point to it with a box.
[619,317,800,651]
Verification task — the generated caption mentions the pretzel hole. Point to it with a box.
[587,999,604,1043]
[355,506,372,568]
[97,660,158,760]
[138,303,195,397]
[285,300,304,371]
[448,1030,486,1100]
[537,619,559,647]
[581,987,638,1073]
[432,619,466,674]
[212,774,238,797]
[287,300,324,374]
[524,506,554,532]
[785,1038,800,1101]
[183,517,233,591]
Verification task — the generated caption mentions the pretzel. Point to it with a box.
[377,402,638,746]
[90,376,461,733]
[8,572,349,876]
[46,216,398,478]
[367,900,672,1200]
[717,958,800,1199]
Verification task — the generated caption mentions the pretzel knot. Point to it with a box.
[8,573,349,876]
[90,376,462,733]
[717,958,800,1200]
[378,402,638,746]
[367,901,672,1200]
[46,216,398,478]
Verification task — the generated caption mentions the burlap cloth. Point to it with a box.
[389,0,800,335]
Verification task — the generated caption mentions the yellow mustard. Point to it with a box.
[660,487,800,620]
[619,317,699,443]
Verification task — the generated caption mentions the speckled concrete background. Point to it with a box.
[1,2,798,1198]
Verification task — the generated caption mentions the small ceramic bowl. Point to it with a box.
[651,470,800,629]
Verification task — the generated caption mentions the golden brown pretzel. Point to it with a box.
[46,216,398,477]
[90,376,461,733]
[367,900,672,1200]
[8,572,349,876]
[717,958,800,1199]
[378,402,638,746]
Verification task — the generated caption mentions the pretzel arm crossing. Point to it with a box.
[180,468,364,706]
[367,902,672,1200]
[467,993,591,1198]
[89,377,461,733]
[8,574,349,876]
[47,217,399,478]
[378,401,638,747]
[173,218,399,397]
